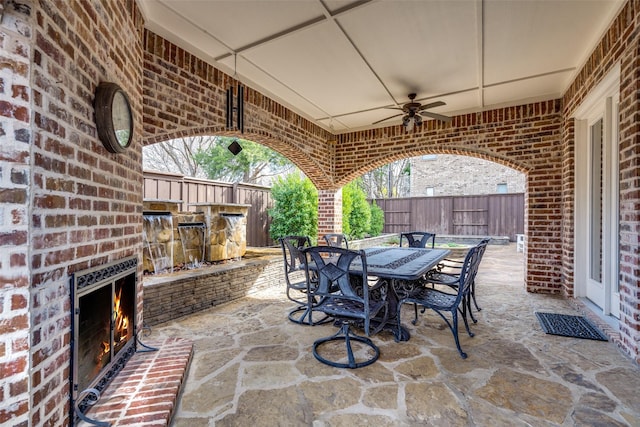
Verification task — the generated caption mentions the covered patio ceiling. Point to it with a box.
[138,0,624,133]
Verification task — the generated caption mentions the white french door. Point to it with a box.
[574,65,620,319]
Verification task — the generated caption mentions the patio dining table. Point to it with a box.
[346,246,451,341]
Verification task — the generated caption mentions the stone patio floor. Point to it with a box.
[149,244,640,426]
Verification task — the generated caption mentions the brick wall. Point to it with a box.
[0,2,32,425]
[334,102,563,295]
[0,0,145,424]
[562,0,639,362]
[142,32,336,190]
[410,154,526,196]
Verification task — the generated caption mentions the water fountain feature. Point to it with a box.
[142,213,174,274]
[177,222,207,269]
[222,213,244,261]
[142,200,249,274]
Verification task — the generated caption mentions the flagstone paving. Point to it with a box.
[149,244,640,426]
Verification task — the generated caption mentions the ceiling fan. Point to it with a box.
[373,93,452,131]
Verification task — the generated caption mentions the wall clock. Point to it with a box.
[94,82,133,153]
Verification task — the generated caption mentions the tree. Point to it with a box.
[268,174,318,241]
[142,135,213,178]
[360,159,411,198]
[194,136,293,184]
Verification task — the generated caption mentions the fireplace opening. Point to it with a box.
[70,256,138,424]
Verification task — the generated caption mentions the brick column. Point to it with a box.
[317,189,342,242]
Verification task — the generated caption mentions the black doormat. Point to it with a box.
[535,312,608,341]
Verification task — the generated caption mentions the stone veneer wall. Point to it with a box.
[0,1,144,425]
[143,255,282,326]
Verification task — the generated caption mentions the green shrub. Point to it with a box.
[268,174,318,241]
[342,181,370,239]
[341,184,353,238]
[368,201,384,236]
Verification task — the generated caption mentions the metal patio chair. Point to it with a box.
[303,246,389,369]
[429,237,490,321]
[397,243,483,359]
[400,231,436,248]
[279,236,330,325]
[323,233,349,249]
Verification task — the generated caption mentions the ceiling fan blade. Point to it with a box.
[372,113,403,125]
[418,100,446,111]
[420,111,453,122]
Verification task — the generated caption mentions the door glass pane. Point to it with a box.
[590,119,603,282]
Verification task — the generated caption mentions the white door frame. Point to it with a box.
[573,64,620,318]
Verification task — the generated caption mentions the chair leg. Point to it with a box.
[471,280,481,311]
[464,295,478,323]
[432,308,469,359]
[412,303,419,325]
[450,310,467,359]
[288,305,332,325]
[313,323,380,369]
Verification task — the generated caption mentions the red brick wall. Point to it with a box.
[0,3,32,425]
[142,32,336,189]
[0,0,144,424]
[334,102,563,294]
[563,0,640,362]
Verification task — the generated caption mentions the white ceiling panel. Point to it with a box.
[484,0,623,84]
[337,0,479,102]
[483,72,572,107]
[138,0,625,133]
[220,55,330,121]
[242,20,388,117]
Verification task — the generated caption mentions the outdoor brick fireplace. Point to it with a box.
[70,256,138,424]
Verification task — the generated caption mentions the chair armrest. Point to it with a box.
[424,269,459,286]
[436,258,464,272]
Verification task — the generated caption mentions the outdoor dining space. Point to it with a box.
[149,243,640,426]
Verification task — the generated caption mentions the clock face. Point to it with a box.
[95,82,134,153]
[112,91,132,148]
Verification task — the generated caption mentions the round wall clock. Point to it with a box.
[94,82,133,153]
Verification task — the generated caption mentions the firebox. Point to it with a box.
[70,256,138,424]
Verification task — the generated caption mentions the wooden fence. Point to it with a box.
[372,194,524,241]
[144,171,525,246]
[143,171,274,247]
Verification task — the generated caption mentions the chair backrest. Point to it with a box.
[400,232,436,248]
[323,233,349,249]
[303,246,368,300]
[279,235,311,274]
[453,243,485,301]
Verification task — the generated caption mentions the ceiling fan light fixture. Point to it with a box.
[403,115,414,132]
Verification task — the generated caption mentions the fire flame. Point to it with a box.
[100,287,130,358]
[114,287,129,344]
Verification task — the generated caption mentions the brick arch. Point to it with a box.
[334,101,563,294]
[141,30,336,189]
[142,126,332,188]
[335,145,530,188]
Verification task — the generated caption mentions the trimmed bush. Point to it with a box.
[268,174,318,241]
